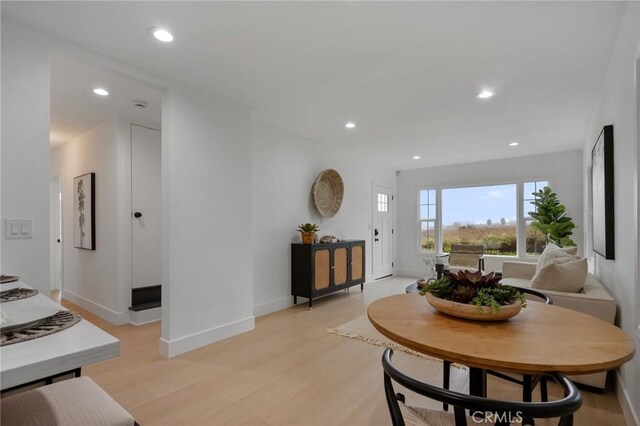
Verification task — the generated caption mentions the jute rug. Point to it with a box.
[327,315,464,368]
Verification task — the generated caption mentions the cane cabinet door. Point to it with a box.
[350,243,364,282]
[314,248,331,291]
[333,246,348,286]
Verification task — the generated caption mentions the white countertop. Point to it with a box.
[0,281,120,390]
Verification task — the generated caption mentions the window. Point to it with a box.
[442,184,517,256]
[523,180,549,255]
[377,193,389,213]
[419,189,436,252]
[418,180,549,257]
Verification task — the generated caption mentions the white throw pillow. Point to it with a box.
[536,243,578,272]
[531,254,587,293]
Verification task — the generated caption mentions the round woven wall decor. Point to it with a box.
[312,169,344,218]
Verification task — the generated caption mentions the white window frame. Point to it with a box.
[521,180,550,257]
[417,179,552,259]
[417,189,439,253]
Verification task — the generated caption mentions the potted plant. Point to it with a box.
[419,270,527,321]
[298,223,319,244]
[529,186,576,247]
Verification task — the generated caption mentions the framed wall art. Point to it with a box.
[590,125,614,260]
[73,172,96,250]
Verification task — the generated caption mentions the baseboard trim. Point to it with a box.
[253,297,293,317]
[62,289,129,325]
[396,269,422,279]
[159,316,255,358]
[616,371,639,426]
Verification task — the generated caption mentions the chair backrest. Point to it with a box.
[449,245,484,269]
[450,244,484,254]
[382,349,581,426]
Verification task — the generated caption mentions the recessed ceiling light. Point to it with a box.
[345,122,356,129]
[151,27,174,43]
[477,90,494,99]
[509,142,519,147]
[412,156,421,160]
[92,88,109,96]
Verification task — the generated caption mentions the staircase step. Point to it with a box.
[129,301,161,312]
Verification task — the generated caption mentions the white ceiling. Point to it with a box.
[3,1,628,169]
[50,53,162,147]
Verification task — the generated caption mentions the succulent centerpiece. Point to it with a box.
[419,270,527,321]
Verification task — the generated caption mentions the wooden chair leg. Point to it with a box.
[442,361,451,411]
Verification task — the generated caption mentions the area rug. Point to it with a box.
[327,315,464,368]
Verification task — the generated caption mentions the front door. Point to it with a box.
[372,183,393,279]
[131,124,162,289]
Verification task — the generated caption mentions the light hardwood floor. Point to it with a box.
[61,277,628,425]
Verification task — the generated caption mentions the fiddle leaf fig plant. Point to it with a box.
[528,186,576,247]
[297,223,319,233]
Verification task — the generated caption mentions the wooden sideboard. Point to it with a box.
[291,240,365,308]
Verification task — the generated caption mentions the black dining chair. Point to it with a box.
[441,286,553,411]
[383,349,582,426]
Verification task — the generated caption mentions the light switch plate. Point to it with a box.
[5,219,33,239]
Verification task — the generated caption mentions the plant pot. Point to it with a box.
[425,293,522,321]
[300,232,316,244]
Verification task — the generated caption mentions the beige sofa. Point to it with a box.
[502,260,617,390]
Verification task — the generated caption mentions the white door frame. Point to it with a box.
[635,55,640,342]
[372,182,395,279]
[130,124,162,291]
[115,119,162,319]
[49,175,63,293]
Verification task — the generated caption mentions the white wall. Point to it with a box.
[251,121,397,317]
[50,118,128,324]
[1,21,51,293]
[582,3,640,423]
[160,83,255,357]
[1,20,263,358]
[396,150,584,277]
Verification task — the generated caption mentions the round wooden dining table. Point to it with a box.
[367,293,635,398]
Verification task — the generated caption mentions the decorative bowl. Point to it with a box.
[425,293,522,321]
[311,169,344,218]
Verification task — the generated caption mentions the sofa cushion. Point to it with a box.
[535,243,578,272]
[531,255,587,293]
[500,269,617,390]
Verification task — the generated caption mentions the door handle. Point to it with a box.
[134,212,143,218]
[374,229,379,236]
[375,238,379,242]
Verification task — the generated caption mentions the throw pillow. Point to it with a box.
[536,243,578,272]
[531,255,587,293]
